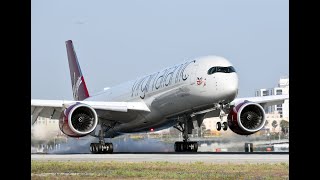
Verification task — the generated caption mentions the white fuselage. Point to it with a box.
[86,56,238,137]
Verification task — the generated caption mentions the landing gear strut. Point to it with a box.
[90,126,113,154]
[173,115,198,152]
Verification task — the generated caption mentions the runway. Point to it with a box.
[32,153,288,164]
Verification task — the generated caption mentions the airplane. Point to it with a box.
[31,40,288,154]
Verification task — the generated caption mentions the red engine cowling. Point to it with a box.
[59,103,98,137]
[227,101,266,135]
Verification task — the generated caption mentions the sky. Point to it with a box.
[32,0,288,100]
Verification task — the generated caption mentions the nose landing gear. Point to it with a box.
[216,113,228,131]
[216,121,228,131]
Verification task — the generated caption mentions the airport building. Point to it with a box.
[33,116,59,127]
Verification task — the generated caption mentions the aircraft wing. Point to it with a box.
[231,94,289,108]
[31,99,151,125]
[201,94,288,120]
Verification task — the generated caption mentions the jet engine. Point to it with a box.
[59,103,98,137]
[227,101,266,135]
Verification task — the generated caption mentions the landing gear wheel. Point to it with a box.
[90,143,113,154]
[90,143,98,154]
[174,141,198,152]
[174,142,182,152]
[106,143,114,153]
[193,142,198,152]
[98,144,103,153]
[90,144,93,153]
[223,122,228,131]
[216,122,221,131]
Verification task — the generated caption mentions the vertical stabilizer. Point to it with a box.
[65,40,90,101]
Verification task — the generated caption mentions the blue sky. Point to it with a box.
[32,0,288,100]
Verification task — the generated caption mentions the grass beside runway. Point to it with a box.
[32,161,288,179]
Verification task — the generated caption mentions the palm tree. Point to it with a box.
[280,120,289,135]
[272,120,278,131]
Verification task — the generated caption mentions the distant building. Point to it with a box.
[202,117,217,131]
[31,117,63,140]
[255,77,289,119]
[33,116,59,127]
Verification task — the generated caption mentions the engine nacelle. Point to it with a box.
[59,103,98,137]
[227,101,266,135]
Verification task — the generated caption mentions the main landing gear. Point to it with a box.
[90,126,113,154]
[173,115,198,152]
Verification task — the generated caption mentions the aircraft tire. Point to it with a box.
[223,122,228,131]
[106,143,114,153]
[216,122,222,131]
[174,142,198,152]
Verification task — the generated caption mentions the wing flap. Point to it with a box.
[31,106,44,124]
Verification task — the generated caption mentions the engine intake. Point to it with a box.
[59,103,98,137]
[227,101,266,135]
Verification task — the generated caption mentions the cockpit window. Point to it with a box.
[207,66,236,75]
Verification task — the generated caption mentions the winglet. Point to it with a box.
[65,40,90,101]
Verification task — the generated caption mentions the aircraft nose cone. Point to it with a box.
[222,74,238,101]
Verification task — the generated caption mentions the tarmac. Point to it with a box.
[31,153,288,164]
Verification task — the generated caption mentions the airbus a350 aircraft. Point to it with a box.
[31,40,288,153]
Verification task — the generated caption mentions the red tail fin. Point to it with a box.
[65,40,90,101]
